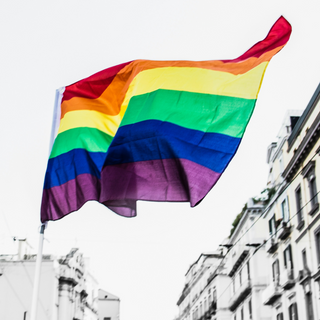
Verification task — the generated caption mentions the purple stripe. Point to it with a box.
[41,174,100,222]
[99,159,221,217]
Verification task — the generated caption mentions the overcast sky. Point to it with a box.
[1,1,320,320]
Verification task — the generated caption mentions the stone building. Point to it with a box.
[0,246,119,320]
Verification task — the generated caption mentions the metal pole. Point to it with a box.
[30,223,46,320]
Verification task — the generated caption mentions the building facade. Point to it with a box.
[0,246,119,320]
[262,83,320,320]
[176,83,320,320]
[98,289,120,320]
[227,199,271,320]
[177,252,232,320]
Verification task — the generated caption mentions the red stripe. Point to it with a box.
[222,16,291,63]
[62,61,133,103]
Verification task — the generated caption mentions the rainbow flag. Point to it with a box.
[41,16,291,222]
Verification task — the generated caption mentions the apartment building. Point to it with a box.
[177,251,231,320]
[227,199,271,320]
[0,245,119,320]
[176,84,320,320]
[262,83,320,320]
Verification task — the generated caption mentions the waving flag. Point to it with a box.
[41,16,291,222]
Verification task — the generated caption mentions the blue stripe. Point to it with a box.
[44,149,106,189]
[104,120,241,172]
[44,120,241,189]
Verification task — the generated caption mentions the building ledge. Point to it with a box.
[283,111,320,181]
[312,268,320,281]
[299,269,311,285]
[309,203,319,217]
[296,220,305,231]
[278,222,291,240]
[229,280,251,311]
[266,238,278,254]
[229,250,249,277]
[262,281,282,306]
[280,269,295,290]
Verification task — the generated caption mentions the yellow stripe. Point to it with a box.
[58,110,121,137]
[119,63,268,118]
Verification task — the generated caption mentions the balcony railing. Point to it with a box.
[229,279,251,311]
[298,268,311,285]
[266,237,278,254]
[280,268,295,290]
[278,221,291,240]
[262,280,282,305]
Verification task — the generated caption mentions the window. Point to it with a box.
[269,214,276,235]
[284,244,293,270]
[103,318,111,320]
[277,313,284,320]
[315,227,320,265]
[281,197,290,222]
[309,173,318,207]
[306,291,314,320]
[241,307,244,320]
[289,303,298,320]
[248,299,252,319]
[302,249,307,269]
[239,269,242,286]
[295,186,303,224]
[272,259,280,283]
[302,161,318,211]
[279,154,284,174]
[212,289,217,301]
[247,262,250,280]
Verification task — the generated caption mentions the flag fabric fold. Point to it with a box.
[41,16,291,222]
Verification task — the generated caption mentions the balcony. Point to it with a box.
[278,221,291,240]
[208,300,217,316]
[204,310,211,320]
[229,279,252,311]
[280,269,295,290]
[299,268,311,285]
[262,281,282,305]
[266,237,278,254]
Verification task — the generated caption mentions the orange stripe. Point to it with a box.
[60,45,283,119]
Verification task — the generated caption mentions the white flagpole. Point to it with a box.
[30,223,46,320]
[29,88,63,319]
[30,88,63,318]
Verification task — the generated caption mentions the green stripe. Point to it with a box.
[121,89,256,138]
[50,127,113,158]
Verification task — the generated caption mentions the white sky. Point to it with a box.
[1,1,320,320]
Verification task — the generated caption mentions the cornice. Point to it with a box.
[282,112,320,182]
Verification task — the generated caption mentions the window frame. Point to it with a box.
[281,197,290,223]
[284,244,293,270]
[269,214,276,235]
[314,226,320,265]
[272,259,280,283]
[302,161,318,213]
[248,299,252,319]
[295,185,303,224]
[288,302,298,320]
